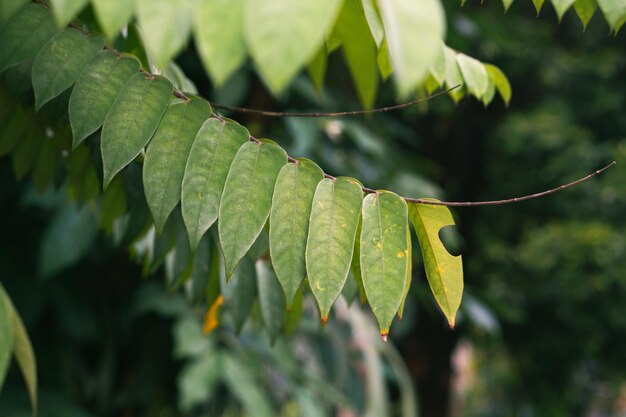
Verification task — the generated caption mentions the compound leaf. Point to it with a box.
[360,191,409,336]
[182,119,249,251]
[269,159,323,308]
[307,177,363,322]
[101,72,173,188]
[32,28,105,110]
[244,0,342,94]
[69,50,140,148]
[143,98,211,234]
[408,201,463,328]
[219,140,287,278]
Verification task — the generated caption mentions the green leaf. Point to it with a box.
[551,0,576,20]
[10,298,37,412]
[377,39,393,81]
[136,0,193,68]
[219,140,287,278]
[307,46,327,94]
[361,0,384,46]
[223,354,274,417]
[269,159,324,308]
[502,0,515,11]
[92,0,137,41]
[408,201,463,328]
[221,255,256,331]
[350,213,367,305]
[429,41,446,85]
[179,355,222,413]
[444,47,464,103]
[484,64,512,106]
[574,0,597,28]
[39,203,98,278]
[67,142,100,202]
[31,28,105,110]
[455,53,488,99]
[482,72,496,106]
[284,283,304,336]
[0,284,14,391]
[49,0,87,27]
[256,259,286,343]
[69,51,140,148]
[360,191,409,336]
[143,99,211,234]
[182,119,249,251]
[100,175,127,234]
[193,0,246,87]
[377,0,446,97]
[31,134,59,192]
[101,72,173,188]
[336,0,379,109]
[533,0,546,14]
[0,0,27,24]
[598,0,626,30]
[244,0,342,94]
[0,4,58,73]
[12,128,42,179]
[306,177,363,322]
[397,226,412,319]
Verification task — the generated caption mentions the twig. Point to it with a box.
[210,86,460,118]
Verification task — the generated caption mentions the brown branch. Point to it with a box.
[209,86,460,118]
[403,162,616,206]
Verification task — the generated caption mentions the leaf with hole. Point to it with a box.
[182,119,249,251]
[32,28,105,110]
[101,72,173,188]
[69,51,140,148]
[270,159,323,308]
[408,201,463,328]
[360,191,409,336]
[307,177,363,322]
[143,98,211,233]
[0,4,58,73]
[219,140,287,278]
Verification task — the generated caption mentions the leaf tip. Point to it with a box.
[320,316,328,326]
[380,332,389,342]
[448,317,456,329]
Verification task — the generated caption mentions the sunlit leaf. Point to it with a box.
[143,98,211,233]
[32,28,105,110]
[444,47,464,103]
[484,63,512,106]
[336,0,379,109]
[270,159,324,308]
[533,0,546,14]
[92,0,137,41]
[219,140,287,278]
[182,119,249,251]
[307,177,363,322]
[456,53,488,99]
[360,191,409,336]
[377,0,446,96]
[101,72,173,188]
[429,41,446,85]
[551,0,576,20]
[244,0,342,94]
[136,0,193,68]
[69,51,140,148]
[574,0,597,27]
[307,46,327,94]
[598,0,626,30]
[194,0,246,86]
[408,201,463,328]
[361,0,384,46]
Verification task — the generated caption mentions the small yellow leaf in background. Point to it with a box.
[203,295,224,334]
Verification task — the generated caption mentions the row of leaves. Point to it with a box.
[1,0,511,109]
[489,0,626,31]
[0,3,464,336]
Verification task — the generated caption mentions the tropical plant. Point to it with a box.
[0,0,624,414]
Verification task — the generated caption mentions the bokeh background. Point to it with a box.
[1,1,626,416]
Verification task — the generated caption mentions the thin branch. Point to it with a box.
[403,162,616,206]
[209,86,460,118]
